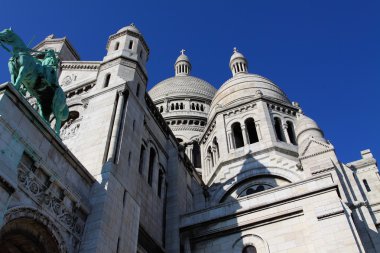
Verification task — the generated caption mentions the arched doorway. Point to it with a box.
[0,217,61,253]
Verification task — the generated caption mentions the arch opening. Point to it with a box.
[232,122,244,148]
[0,218,61,253]
[245,118,259,144]
[286,121,297,145]
[274,117,285,142]
[242,245,257,253]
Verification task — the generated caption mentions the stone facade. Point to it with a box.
[0,24,379,253]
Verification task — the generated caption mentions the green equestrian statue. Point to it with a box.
[0,28,69,135]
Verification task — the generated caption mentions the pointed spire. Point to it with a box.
[229,47,248,76]
[175,49,191,76]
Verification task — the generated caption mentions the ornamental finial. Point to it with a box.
[233,47,238,53]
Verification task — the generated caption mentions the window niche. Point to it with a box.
[286,121,297,145]
[148,148,156,186]
[232,122,244,148]
[242,245,257,253]
[245,118,259,144]
[114,42,120,51]
[104,73,111,88]
[274,117,285,142]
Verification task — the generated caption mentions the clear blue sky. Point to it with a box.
[0,0,379,163]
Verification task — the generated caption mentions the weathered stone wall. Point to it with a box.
[0,83,95,253]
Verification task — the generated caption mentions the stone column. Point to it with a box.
[255,121,263,140]
[227,131,233,150]
[107,90,126,163]
[164,99,168,112]
[241,125,248,146]
[186,98,191,111]
[212,146,217,165]
[282,123,291,144]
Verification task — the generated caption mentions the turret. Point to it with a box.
[96,23,149,96]
[229,47,248,76]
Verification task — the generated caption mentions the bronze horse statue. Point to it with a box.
[0,28,68,135]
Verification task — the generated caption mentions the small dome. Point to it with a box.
[117,23,140,34]
[295,114,325,146]
[229,47,248,76]
[176,50,190,64]
[229,48,246,66]
[149,76,216,102]
[209,73,290,116]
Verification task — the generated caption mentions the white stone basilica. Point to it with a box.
[0,24,379,253]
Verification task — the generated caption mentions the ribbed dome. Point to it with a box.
[149,75,216,102]
[117,23,140,34]
[209,73,291,116]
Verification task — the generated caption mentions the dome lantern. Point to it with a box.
[175,49,192,76]
[229,47,248,76]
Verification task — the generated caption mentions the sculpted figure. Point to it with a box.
[0,28,68,135]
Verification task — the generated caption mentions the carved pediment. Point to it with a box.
[299,137,334,159]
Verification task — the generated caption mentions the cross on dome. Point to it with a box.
[180,49,186,55]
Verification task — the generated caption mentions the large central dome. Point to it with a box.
[148,50,216,169]
[149,75,216,102]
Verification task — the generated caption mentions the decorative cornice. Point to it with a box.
[171,125,205,132]
[61,61,100,70]
[316,209,344,220]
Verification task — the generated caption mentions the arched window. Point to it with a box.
[245,185,266,196]
[274,117,285,142]
[213,137,220,158]
[175,103,179,110]
[363,179,371,192]
[192,142,201,168]
[128,40,133,49]
[158,169,164,198]
[104,73,111,88]
[191,103,195,110]
[245,118,259,144]
[148,148,156,186]
[138,145,145,174]
[286,121,297,145]
[207,146,214,167]
[196,104,200,111]
[242,245,257,253]
[200,104,204,111]
[171,104,174,110]
[114,42,120,51]
[180,103,184,109]
[160,106,163,113]
[232,122,244,148]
